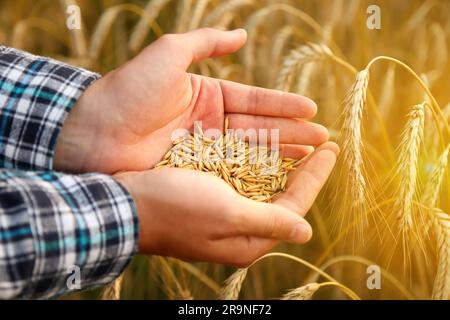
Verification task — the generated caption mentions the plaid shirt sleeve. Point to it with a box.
[0,47,139,299]
[0,169,139,299]
[0,45,98,170]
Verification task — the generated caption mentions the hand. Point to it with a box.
[54,28,328,174]
[115,142,339,266]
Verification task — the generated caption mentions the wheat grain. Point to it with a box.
[155,119,300,203]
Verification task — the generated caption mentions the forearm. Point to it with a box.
[0,169,138,299]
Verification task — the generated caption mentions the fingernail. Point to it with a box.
[290,222,312,243]
[306,97,317,109]
[231,28,247,35]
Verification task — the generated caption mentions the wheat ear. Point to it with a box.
[431,210,450,300]
[276,43,332,91]
[396,103,425,232]
[281,283,320,300]
[219,268,248,300]
[341,69,370,210]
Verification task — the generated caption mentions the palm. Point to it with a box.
[102,69,328,173]
[141,74,243,164]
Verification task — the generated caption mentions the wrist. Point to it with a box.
[54,81,101,173]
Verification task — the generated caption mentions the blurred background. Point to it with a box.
[1,0,449,300]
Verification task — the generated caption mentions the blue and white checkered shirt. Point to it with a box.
[0,46,139,299]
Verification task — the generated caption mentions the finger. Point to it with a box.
[227,114,329,146]
[274,142,339,216]
[280,144,314,159]
[292,141,340,172]
[232,197,313,243]
[219,79,317,118]
[154,28,247,69]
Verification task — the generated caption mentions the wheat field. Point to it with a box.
[1,0,450,300]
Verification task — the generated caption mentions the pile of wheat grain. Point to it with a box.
[154,119,301,203]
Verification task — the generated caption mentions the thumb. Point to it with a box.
[153,28,247,69]
[274,142,339,216]
[235,197,313,243]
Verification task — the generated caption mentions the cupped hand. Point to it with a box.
[55,28,328,174]
[115,142,338,267]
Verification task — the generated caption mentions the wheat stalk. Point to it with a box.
[219,268,248,300]
[396,103,425,232]
[89,6,123,60]
[442,102,450,120]
[187,0,210,30]
[101,274,124,300]
[427,23,448,83]
[276,43,332,91]
[202,0,254,28]
[431,209,450,300]
[281,283,320,300]
[271,26,295,65]
[379,64,396,120]
[175,0,192,33]
[128,0,171,53]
